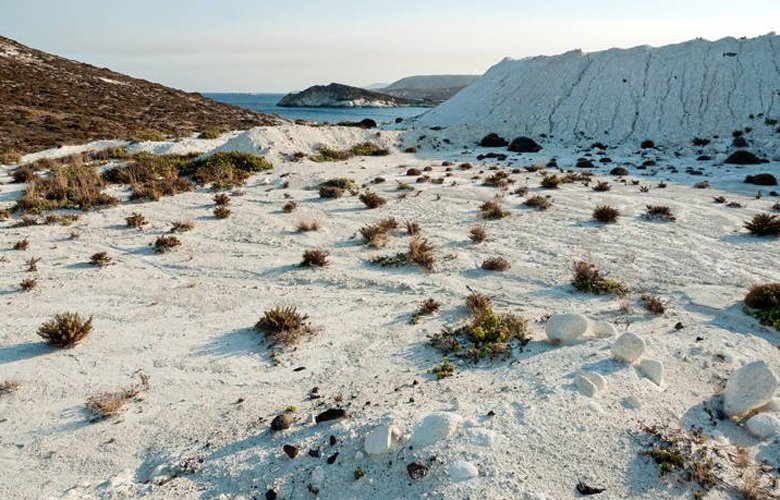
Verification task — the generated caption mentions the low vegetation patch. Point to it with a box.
[37,312,93,347]
[310,142,389,162]
[154,235,181,253]
[592,181,611,192]
[282,201,298,213]
[13,238,29,251]
[89,252,113,267]
[296,219,321,232]
[430,357,455,379]
[469,224,487,243]
[170,220,194,233]
[643,205,677,221]
[481,256,511,271]
[125,212,147,229]
[524,194,552,210]
[359,217,397,248]
[15,165,119,213]
[572,261,628,296]
[359,190,387,209]
[411,297,441,324]
[19,278,37,291]
[255,306,316,345]
[181,151,273,189]
[214,193,231,206]
[480,199,509,219]
[428,292,530,363]
[213,206,231,219]
[744,213,779,237]
[641,294,665,315]
[86,372,149,421]
[301,249,329,268]
[370,236,435,270]
[593,205,620,223]
[743,283,780,331]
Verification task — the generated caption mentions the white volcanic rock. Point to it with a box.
[590,321,617,338]
[723,361,778,418]
[746,413,780,440]
[411,412,463,447]
[575,372,607,397]
[545,313,589,344]
[448,461,479,481]
[611,333,646,364]
[364,423,401,456]
[417,35,780,147]
[638,358,665,386]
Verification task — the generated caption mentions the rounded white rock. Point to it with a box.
[545,313,590,345]
[364,423,401,456]
[575,374,598,397]
[590,320,617,338]
[448,461,479,481]
[746,413,780,440]
[638,358,665,386]
[723,361,778,418]
[611,332,646,364]
[411,412,463,447]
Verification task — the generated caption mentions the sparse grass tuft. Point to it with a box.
[255,306,315,345]
[744,213,779,237]
[411,297,441,324]
[593,205,620,223]
[0,380,21,396]
[170,220,194,233]
[319,185,344,199]
[481,256,511,271]
[19,278,37,291]
[524,194,552,210]
[743,283,780,331]
[359,191,387,209]
[408,236,435,270]
[213,206,231,219]
[540,174,562,189]
[26,257,41,272]
[37,312,93,347]
[301,249,329,268]
[89,252,113,267]
[644,205,676,221]
[592,181,611,192]
[13,238,29,250]
[480,199,509,219]
[282,201,298,213]
[125,212,147,229]
[154,235,181,253]
[359,218,397,247]
[572,261,628,296]
[405,221,420,235]
[469,224,487,243]
[214,193,231,206]
[86,372,149,421]
[296,219,321,232]
[430,357,455,379]
[641,294,666,315]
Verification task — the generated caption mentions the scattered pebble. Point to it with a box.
[282,444,298,459]
[407,461,429,480]
[315,408,348,424]
[270,414,292,431]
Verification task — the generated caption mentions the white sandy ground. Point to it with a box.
[0,124,778,499]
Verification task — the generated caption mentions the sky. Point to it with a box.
[0,0,778,93]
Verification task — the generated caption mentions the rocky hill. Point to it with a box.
[418,34,780,146]
[379,74,479,105]
[0,36,280,158]
[278,83,418,108]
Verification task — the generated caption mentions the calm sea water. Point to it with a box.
[204,93,429,125]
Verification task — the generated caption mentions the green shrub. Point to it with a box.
[572,261,628,296]
[744,283,780,331]
[181,151,272,188]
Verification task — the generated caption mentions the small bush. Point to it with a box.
[592,181,611,192]
[406,221,420,235]
[0,380,21,396]
[408,236,435,270]
[481,257,511,271]
[593,205,620,223]
[641,294,665,314]
[359,218,397,246]
[469,224,487,243]
[431,357,455,379]
[643,205,676,221]
[524,195,552,210]
[37,312,93,347]
[86,373,149,420]
[154,235,181,253]
[214,193,231,206]
[744,213,779,237]
[14,166,119,213]
[540,174,562,189]
[255,306,315,345]
[743,283,780,332]
[301,249,329,268]
[182,151,272,188]
[170,220,194,233]
[214,206,231,219]
[198,127,224,139]
[411,298,442,324]
[282,201,298,213]
[19,278,37,291]
[125,212,147,229]
[89,252,113,267]
[349,142,390,157]
[319,185,344,199]
[13,238,29,250]
[359,191,387,209]
[26,257,41,272]
[480,199,509,219]
[572,261,628,296]
[296,219,321,232]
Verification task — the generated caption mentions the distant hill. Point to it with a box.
[278,83,418,108]
[378,75,479,105]
[0,35,280,158]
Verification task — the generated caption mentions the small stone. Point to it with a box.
[329,435,339,446]
[575,375,598,397]
[623,396,641,409]
[265,489,278,500]
[310,466,325,490]
[411,412,463,447]
[282,444,299,459]
[464,428,496,447]
[723,361,778,418]
[545,313,589,344]
[674,322,684,330]
[611,332,646,364]
[364,423,401,456]
[326,452,339,464]
[407,461,429,480]
[315,408,347,424]
[308,449,322,458]
[271,414,292,431]
[590,321,617,338]
[638,358,665,386]
[746,413,780,440]
[448,461,479,481]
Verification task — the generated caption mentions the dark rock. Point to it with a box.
[640,140,655,149]
[395,117,404,124]
[480,133,509,148]
[693,181,709,189]
[576,158,595,169]
[732,136,748,148]
[599,157,612,164]
[404,147,417,154]
[642,160,656,167]
[407,461,430,480]
[610,167,629,176]
[697,155,712,161]
[327,452,339,464]
[283,444,299,458]
[359,118,377,129]
[674,322,685,330]
[266,489,278,500]
[406,168,422,176]
[725,150,763,165]
[308,448,322,458]
[590,142,608,150]
[329,435,340,446]
[576,481,606,495]
[315,408,347,424]
[745,173,777,186]
[271,414,293,431]
[507,136,542,153]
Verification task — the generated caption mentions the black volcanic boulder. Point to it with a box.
[610,166,629,176]
[640,140,655,149]
[480,133,509,148]
[725,150,763,165]
[507,136,542,153]
[359,118,377,129]
[732,136,749,148]
[576,158,595,168]
[745,173,778,186]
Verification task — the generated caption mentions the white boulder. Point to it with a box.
[364,423,401,456]
[723,361,778,418]
[448,461,479,481]
[546,313,589,344]
[746,413,780,440]
[411,412,463,447]
[575,372,606,397]
[611,332,646,364]
[590,320,617,338]
[638,358,665,386]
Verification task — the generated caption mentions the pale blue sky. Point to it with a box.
[1,0,777,92]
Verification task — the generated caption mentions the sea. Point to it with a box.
[204,93,429,125]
